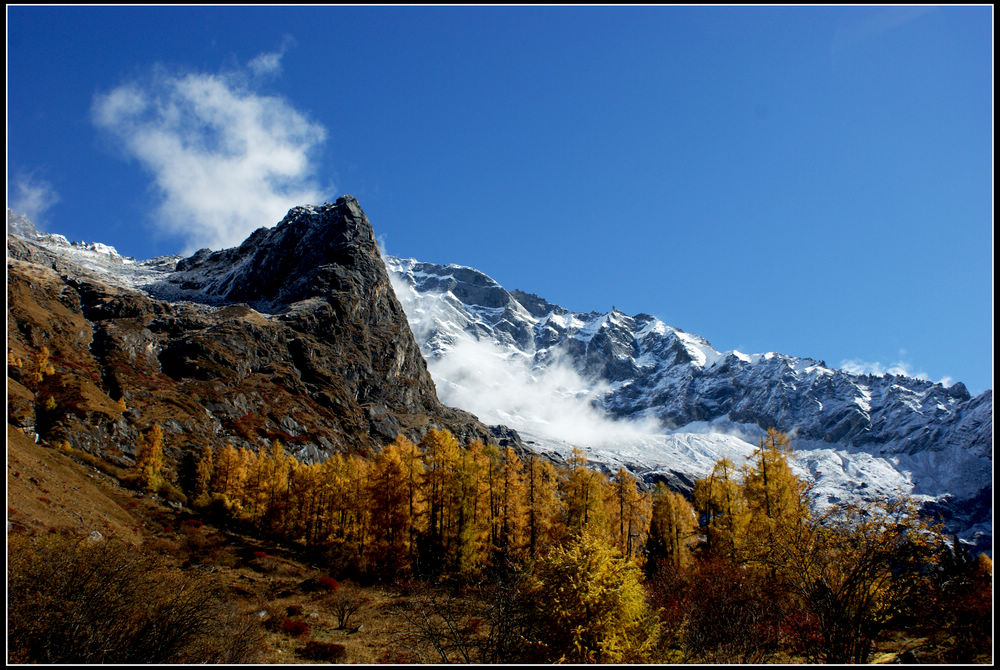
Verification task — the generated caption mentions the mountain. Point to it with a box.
[6,201,990,550]
[6,200,515,475]
[384,256,993,550]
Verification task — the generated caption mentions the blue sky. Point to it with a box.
[7,6,993,394]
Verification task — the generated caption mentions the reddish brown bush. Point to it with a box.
[281,617,310,638]
[461,617,483,634]
[317,576,339,592]
[376,649,410,664]
[301,641,347,662]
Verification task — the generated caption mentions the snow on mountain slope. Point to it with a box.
[385,255,992,547]
[7,209,182,291]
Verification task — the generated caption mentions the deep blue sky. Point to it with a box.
[7,6,993,394]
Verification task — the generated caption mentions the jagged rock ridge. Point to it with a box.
[384,256,992,549]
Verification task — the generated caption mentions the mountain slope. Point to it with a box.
[6,202,989,548]
[6,200,512,474]
[384,256,992,547]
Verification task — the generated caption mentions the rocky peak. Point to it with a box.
[8,199,518,466]
[165,196,385,311]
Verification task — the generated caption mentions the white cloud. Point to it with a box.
[248,36,295,78]
[248,51,284,77]
[92,52,329,253]
[389,271,666,449]
[9,174,60,227]
[839,357,933,383]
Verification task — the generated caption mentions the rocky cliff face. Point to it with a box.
[6,199,513,473]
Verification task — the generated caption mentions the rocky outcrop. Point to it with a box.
[7,198,516,470]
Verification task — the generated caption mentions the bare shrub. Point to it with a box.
[391,576,529,664]
[678,559,785,664]
[326,580,370,630]
[7,532,264,663]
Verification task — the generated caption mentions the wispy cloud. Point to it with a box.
[248,36,296,78]
[9,174,60,229]
[92,46,329,253]
[839,355,955,387]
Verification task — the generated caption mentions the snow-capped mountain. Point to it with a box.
[6,207,991,549]
[385,256,992,549]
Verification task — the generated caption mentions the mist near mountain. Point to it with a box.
[384,255,992,549]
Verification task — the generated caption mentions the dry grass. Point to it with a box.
[6,429,435,664]
[6,425,141,541]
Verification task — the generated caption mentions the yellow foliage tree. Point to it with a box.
[368,438,415,578]
[525,453,563,559]
[29,345,56,386]
[606,468,651,561]
[134,424,165,491]
[693,457,749,562]
[495,446,529,564]
[740,428,809,569]
[777,497,941,663]
[419,428,461,575]
[647,483,697,571]
[194,444,214,500]
[210,444,245,511]
[524,528,659,663]
[563,447,609,537]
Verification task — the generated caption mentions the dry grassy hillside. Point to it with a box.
[6,426,479,664]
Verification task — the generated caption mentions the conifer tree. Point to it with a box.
[741,428,808,569]
[211,444,244,510]
[449,440,492,577]
[134,424,165,491]
[647,483,697,571]
[525,453,562,559]
[194,444,214,500]
[524,528,659,663]
[368,439,413,578]
[496,446,529,564]
[419,428,461,575]
[563,447,608,536]
[393,434,426,564]
[607,468,650,560]
[693,457,748,562]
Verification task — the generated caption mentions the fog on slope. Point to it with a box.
[387,262,929,509]
[431,336,670,448]
[387,268,657,447]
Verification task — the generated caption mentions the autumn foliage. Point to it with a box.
[115,424,985,664]
[188,431,652,584]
